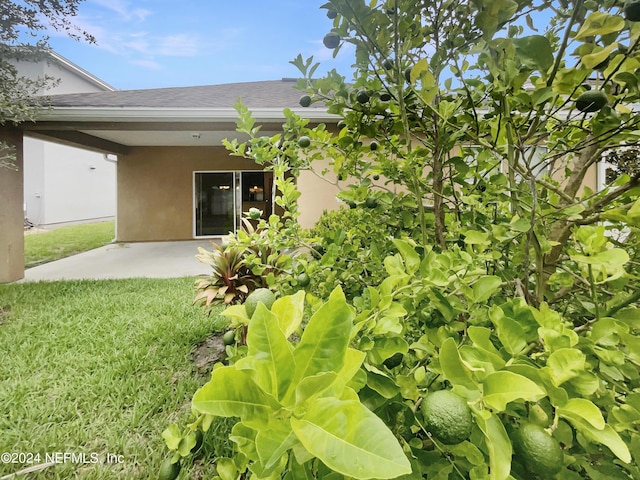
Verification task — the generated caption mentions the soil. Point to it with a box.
[192,333,227,371]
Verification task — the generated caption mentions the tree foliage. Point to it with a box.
[1,0,93,168]
[170,1,640,478]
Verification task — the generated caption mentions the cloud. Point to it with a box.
[157,34,200,57]
[129,59,161,70]
[90,0,151,22]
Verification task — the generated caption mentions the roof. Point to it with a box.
[47,50,116,92]
[21,79,335,155]
[45,79,307,109]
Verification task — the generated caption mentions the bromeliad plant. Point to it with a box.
[194,241,261,311]
[191,287,411,480]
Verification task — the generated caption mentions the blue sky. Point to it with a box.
[46,0,354,90]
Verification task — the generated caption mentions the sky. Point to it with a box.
[45,0,355,91]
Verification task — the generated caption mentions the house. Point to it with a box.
[0,75,607,283]
[0,78,341,282]
[13,51,117,227]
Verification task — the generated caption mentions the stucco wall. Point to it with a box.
[17,54,116,226]
[0,128,24,282]
[116,146,269,242]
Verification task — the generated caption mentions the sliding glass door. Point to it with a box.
[194,171,274,237]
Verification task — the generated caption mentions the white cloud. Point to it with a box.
[157,34,199,57]
[129,59,161,70]
[90,0,151,22]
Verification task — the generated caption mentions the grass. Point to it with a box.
[25,221,115,268]
[0,278,225,479]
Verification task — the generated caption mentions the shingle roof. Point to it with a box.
[45,79,309,109]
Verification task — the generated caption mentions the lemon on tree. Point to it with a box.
[575,90,607,113]
[158,458,181,480]
[222,330,236,346]
[512,423,563,477]
[244,288,276,318]
[420,390,473,445]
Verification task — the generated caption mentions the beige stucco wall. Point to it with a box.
[116,146,270,242]
[0,128,24,282]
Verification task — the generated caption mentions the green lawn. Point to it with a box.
[25,221,115,268]
[0,278,224,479]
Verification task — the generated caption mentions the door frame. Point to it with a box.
[192,170,273,239]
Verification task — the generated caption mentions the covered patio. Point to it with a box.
[1,79,339,282]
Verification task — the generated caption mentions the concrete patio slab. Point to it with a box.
[21,240,217,282]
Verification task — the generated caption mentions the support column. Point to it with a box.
[0,127,24,283]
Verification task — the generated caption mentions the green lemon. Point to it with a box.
[244,288,276,318]
[365,197,379,209]
[158,458,181,480]
[512,423,563,477]
[299,95,312,107]
[323,32,340,49]
[421,390,473,445]
[222,330,236,346]
[298,136,311,148]
[575,90,607,113]
[297,272,311,287]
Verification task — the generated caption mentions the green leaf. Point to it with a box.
[192,365,281,427]
[291,398,412,479]
[582,43,618,69]
[473,409,512,480]
[514,35,553,72]
[255,422,298,472]
[439,337,478,390]
[482,371,546,411]
[271,290,305,338]
[545,348,586,387]
[161,424,182,451]
[295,371,338,407]
[565,417,631,463]
[368,336,409,365]
[392,238,420,274]
[489,306,531,356]
[243,303,295,401]
[474,0,518,39]
[575,12,625,40]
[472,275,502,303]
[467,326,506,369]
[292,287,354,384]
[557,398,606,430]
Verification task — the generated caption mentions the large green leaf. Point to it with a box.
[192,365,281,427]
[482,371,546,411]
[392,238,421,274]
[291,398,412,479]
[557,398,605,430]
[473,409,512,480]
[565,417,631,463]
[545,348,586,386]
[292,287,353,383]
[472,275,502,303]
[271,290,305,338]
[514,35,553,72]
[242,303,295,401]
[574,12,625,40]
[439,337,478,390]
[255,421,299,472]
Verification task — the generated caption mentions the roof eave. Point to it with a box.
[35,106,339,123]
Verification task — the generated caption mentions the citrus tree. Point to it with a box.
[168,1,640,478]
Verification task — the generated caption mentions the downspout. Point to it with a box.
[103,154,118,242]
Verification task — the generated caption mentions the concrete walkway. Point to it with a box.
[21,240,217,282]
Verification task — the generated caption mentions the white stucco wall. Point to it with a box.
[16,52,117,226]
